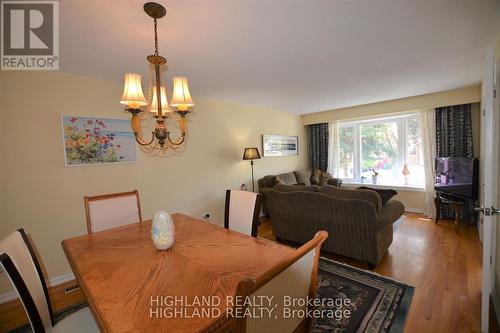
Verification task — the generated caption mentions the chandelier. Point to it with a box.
[120,2,194,153]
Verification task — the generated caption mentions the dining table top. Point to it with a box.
[62,213,294,333]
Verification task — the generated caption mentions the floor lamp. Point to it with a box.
[243,147,261,192]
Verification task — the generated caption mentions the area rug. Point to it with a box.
[312,258,414,333]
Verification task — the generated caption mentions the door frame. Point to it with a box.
[480,47,498,333]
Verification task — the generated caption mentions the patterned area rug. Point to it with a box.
[312,258,414,333]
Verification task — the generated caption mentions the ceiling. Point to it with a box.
[60,0,500,115]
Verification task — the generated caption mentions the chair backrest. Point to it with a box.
[224,190,261,237]
[84,189,142,234]
[232,231,328,332]
[0,229,53,332]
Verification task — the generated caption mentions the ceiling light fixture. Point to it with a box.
[120,2,194,153]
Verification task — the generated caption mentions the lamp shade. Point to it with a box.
[120,73,147,109]
[150,86,170,115]
[170,77,194,111]
[243,147,261,160]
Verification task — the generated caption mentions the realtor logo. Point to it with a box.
[1,0,59,70]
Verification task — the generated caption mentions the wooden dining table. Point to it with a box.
[62,213,294,332]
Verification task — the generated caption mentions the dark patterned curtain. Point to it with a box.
[307,123,329,172]
[435,104,474,221]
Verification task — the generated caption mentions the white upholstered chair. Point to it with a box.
[0,229,99,333]
[84,189,142,234]
[224,190,261,237]
[232,231,328,333]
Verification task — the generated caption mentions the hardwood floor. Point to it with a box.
[0,280,85,332]
[258,213,483,332]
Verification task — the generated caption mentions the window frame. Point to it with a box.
[337,113,424,188]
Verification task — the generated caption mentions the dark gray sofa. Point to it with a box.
[258,170,342,216]
[267,185,405,266]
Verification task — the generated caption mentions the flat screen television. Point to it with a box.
[434,157,479,200]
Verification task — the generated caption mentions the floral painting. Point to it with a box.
[61,116,136,165]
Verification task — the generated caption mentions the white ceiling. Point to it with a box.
[60,0,500,114]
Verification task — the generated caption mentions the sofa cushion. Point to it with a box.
[319,185,382,212]
[261,175,277,188]
[310,169,332,186]
[274,184,320,192]
[293,170,312,186]
[357,187,398,206]
[375,200,405,229]
[274,172,297,185]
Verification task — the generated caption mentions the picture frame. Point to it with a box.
[262,134,299,157]
[61,115,137,166]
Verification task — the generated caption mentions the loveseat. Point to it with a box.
[258,170,342,216]
[267,184,405,266]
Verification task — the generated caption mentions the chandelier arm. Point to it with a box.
[134,132,155,146]
[166,132,186,146]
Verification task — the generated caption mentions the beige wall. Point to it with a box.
[0,71,307,294]
[302,85,481,125]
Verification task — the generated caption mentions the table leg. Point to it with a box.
[434,197,441,224]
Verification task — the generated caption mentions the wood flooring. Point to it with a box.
[258,213,483,332]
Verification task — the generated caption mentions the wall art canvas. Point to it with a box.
[61,116,137,166]
[262,134,299,157]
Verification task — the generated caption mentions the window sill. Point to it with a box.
[341,182,425,192]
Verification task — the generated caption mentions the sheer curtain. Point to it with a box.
[420,108,436,218]
[328,121,339,176]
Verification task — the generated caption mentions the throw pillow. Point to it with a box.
[262,175,277,188]
[310,169,321,185]
[357,186,398,206]
[293,170,312,186]
[321,172,332,185]
[310,169,332,186]
[274,176,285,185]
[275,172,298,185]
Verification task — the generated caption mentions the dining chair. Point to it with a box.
[224,190,261,237]
[84,189,142,234]
[0,229,98,333]
[232,231,328,333]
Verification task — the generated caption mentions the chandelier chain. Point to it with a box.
[146,63,153,113]
[154,18,159,56]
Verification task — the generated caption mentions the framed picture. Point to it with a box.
[262,134,298,157]
[61,115,137,166]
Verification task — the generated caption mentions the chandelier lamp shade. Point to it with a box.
[150,86,170,115]
[120,2,194,151]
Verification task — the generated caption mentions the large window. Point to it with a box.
[337,114,424,188]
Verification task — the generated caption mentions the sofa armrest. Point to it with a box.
[375,200,405,230]
[327,178,342,187]
[259,187,274,195]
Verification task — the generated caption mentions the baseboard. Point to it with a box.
[405,208,423,214]
[47,273,75,287]
[0,272,75,304]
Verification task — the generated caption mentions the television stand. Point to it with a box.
[434,191,469,226]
